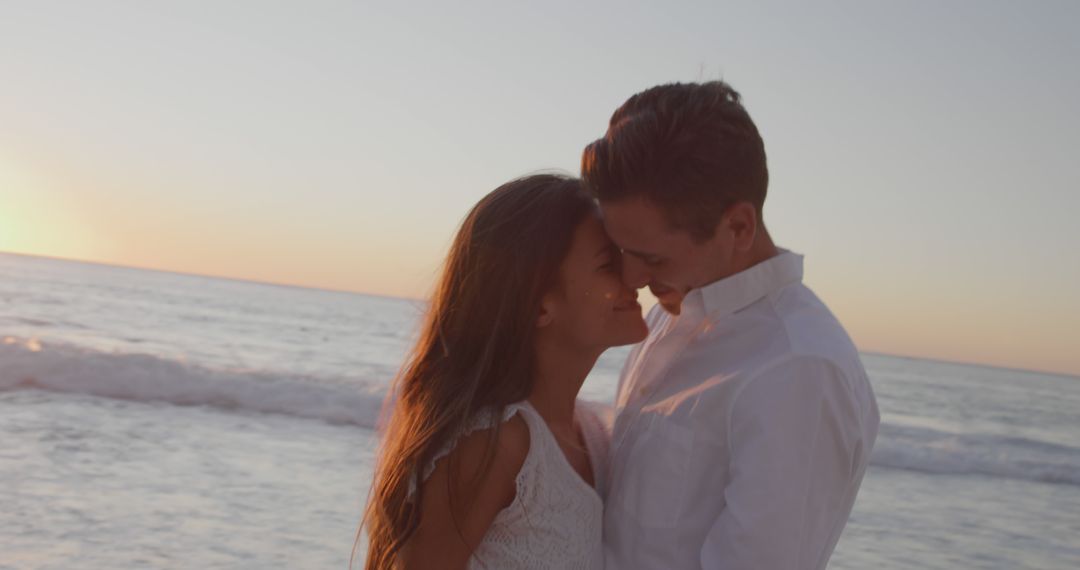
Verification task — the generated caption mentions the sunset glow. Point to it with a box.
[1,2,1078,377]
[0,159,110,261]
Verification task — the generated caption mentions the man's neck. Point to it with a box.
[734,233,780,274]
[710,232,780,285]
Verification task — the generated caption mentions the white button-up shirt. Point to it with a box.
[604,249,880,570]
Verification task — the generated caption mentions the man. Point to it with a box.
[581,81,880,569]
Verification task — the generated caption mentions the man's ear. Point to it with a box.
[723,202,758,252]
[537,295,555,328]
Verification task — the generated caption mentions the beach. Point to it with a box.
[2,251,1079,569]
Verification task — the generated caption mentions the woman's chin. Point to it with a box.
[608,316,648,346]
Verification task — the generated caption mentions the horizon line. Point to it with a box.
[3,249,1076,382]
[0,248,425,303]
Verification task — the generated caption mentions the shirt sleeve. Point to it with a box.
[699,355,861,569]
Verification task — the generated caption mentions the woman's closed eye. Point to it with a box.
[597,245,623,272]
[599,253,625,273]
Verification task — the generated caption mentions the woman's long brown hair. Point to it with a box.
[357,174,595,569]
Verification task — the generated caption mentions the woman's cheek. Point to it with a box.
[585,274,624,310]
[583,288,610,307]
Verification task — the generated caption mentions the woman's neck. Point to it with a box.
[528,337,601,428]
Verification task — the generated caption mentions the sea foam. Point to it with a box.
[0,336,386,428]
[3,335,1078,487]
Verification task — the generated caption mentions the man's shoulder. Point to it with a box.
[770,282,863,370]
[746,285,877,421]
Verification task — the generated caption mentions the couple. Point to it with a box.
[362,81,880,569]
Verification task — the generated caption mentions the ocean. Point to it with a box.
[1,251,1078,569]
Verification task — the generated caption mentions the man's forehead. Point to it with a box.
[598,198,673,244]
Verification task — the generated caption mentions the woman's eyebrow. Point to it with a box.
[594,244,615,258]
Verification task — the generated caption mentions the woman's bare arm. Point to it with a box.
[396,414,530,569]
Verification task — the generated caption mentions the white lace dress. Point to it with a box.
[421,400,609,569]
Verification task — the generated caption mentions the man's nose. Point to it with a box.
[621,254,650,290]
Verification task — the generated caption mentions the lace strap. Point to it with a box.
[415,402,532,490]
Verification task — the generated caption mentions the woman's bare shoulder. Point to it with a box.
[400,409,532,568]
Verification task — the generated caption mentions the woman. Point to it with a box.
[360,174,647,569]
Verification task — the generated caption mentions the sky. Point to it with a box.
[1,1,1078,376]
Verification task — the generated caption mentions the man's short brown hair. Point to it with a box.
[581,81,769,241]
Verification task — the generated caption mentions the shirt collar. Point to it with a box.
[681,248,804,320]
